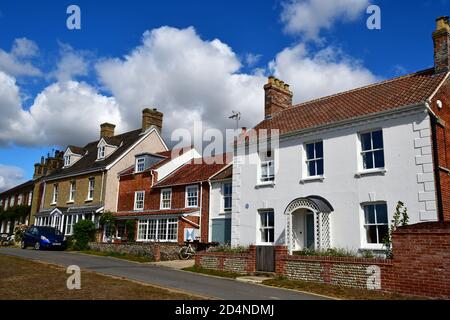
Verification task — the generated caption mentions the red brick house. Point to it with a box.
[113,149,230,244]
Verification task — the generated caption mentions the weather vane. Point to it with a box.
[229,111,241,129]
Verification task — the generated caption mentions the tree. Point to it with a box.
[73,220,96,250]
[125,220,136,242]
[383,201,409,259]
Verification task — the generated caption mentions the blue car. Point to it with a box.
[21,226,67,250]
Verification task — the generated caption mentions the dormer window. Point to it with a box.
[136,157,146,173]
[98,145,106,159]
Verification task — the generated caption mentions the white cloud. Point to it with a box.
[96,26,266,141]
[269,44,378,103]
[0,71,122,147]
[281,0,369,40]
[49,43,90,82]
[0,38,41,77]
[244,53,263,67]
[0,164,25,192]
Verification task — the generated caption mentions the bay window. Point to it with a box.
[137,218,178,242]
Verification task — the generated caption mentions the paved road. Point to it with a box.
[0,248,327,300]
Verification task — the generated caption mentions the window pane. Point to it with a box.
[362,152,374,169]
[377,225,389,243]
[315,142,323,158]
[158,219,166,240]
[269,229,274,243]
[372,130,384,149]
[376,204,388,223]
[364,205,376,224]
[365,225,378,244]
[306,144,315,160]
[317,159,324,176]
[308,161,316,176]
[374,150,385,168]
[361,133,372,151]
[268,211,274,227]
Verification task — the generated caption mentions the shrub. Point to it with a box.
[125,220,136,242]
[208,244,249,253]
[73,220,96,250]
[293,248,358,258]
[14,224,29,242]
[99,211,116,241]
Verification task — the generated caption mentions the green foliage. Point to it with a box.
[207,244,249,253]
[383,201,409,259]
[0,205,30,223]
[293,248,359,258]
[73,220,96,251]
[99,211,116,236]
[360,249,375,259]
[125,220,136,242]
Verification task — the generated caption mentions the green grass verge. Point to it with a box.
[262,277,422,300]
[78,250,154,263]
[183,266,243,279]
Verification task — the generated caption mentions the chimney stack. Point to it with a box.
[100,123,116,139]
[264,76,293,119]
[142,108,163,133]
[433,16,450,74]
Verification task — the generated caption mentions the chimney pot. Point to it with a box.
[100,123,116,139]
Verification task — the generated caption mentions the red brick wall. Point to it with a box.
[430,77,450,222]
[195,245,256,274]
[117,172,209,243]
[391,222,450,299]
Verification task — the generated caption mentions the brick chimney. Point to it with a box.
[100,123,116,139]
[264,76,293,119]
[142,108,163,133]
[433,16,450,74]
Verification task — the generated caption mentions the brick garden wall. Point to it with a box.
[195,245,256,274]
[195,223,450,299]
[88,242,180,261]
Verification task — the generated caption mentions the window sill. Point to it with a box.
[300,176,325,184]
[255,181,275,189]
[85,199,93,203]
[360,244,385,251]
[66,201,74,204]
[160,207,172,210]
[219,211,232,216]
[50,202,57,206]
[355,168,386,178]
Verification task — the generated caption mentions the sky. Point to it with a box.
[0,0,449,191]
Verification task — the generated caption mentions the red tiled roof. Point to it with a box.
[154,154,232,188]
[254,69,448,135]
[113,208,198,218]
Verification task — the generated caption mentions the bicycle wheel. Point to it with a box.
[179,246,190,260]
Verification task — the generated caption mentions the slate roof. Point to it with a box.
[254,69,448,135]
[46,129,145,180]
[67,145,86,155]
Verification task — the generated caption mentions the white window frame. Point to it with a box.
[185,185,199,208]
[87,179,95,201]
[361,202,389,249]
[135,156,146,173]
[98,145,106,160]
[27,191,32,206]
[64,155,71,167]
[136,218,178,242]
[259,210,275,244]
[359,129,385,171]
[69,181,76,202]
[160,188,172,210]
[134,191,145,211]
[222,182,232,212]
[9,196,14,207]
[17,194,23,206]
[259,150,275,183]
[305,141,324,177]
[52,184,58,204]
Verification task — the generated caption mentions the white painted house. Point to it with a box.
[231,17,450,253]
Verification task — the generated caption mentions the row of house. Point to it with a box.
[2,16,450,253]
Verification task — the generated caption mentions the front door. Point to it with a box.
[305,213,315,249]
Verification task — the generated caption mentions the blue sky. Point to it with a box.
[0,0,449,191]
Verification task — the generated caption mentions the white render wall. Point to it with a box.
[231,108,438,251]
[209,179,232,242]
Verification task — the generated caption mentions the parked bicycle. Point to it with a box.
[179,241,196,260]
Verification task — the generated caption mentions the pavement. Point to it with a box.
[0,247,328,300]
[149,259,195,270]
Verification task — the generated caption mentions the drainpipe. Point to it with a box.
[430,114,445,222]
[199,183,203,242]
